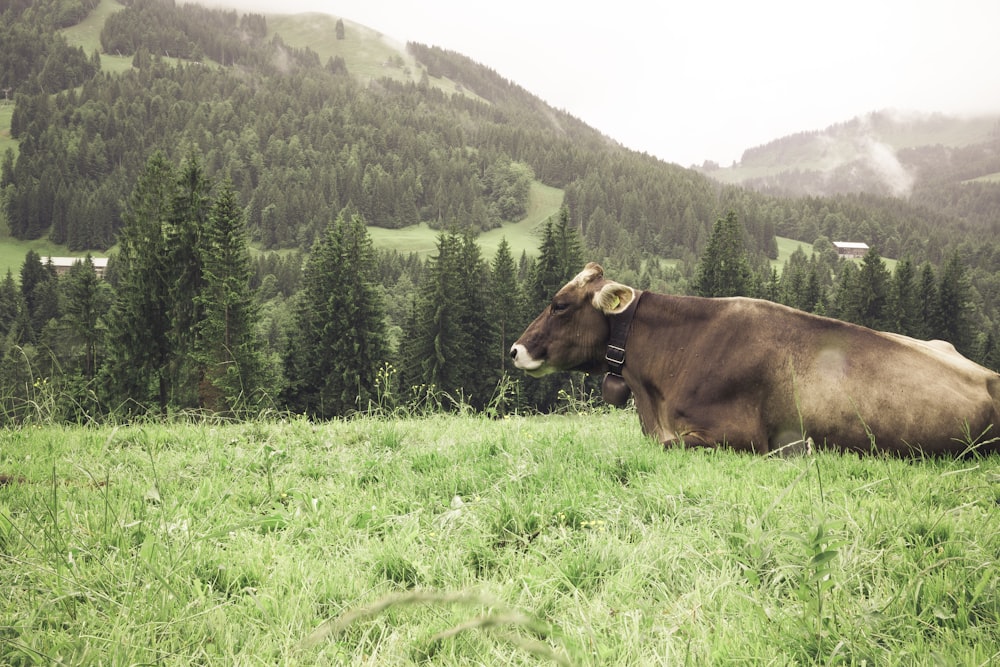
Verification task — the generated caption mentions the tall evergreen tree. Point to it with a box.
[488,238,524,413]
[0,271,23,343]
[832,261,861,323]
[455,232,496,409]
[59,256,111,381]
[853,247,891,330]
[401,231,473,409]
[100,151,177,414]
[523,206,588,411]
[529,205,585,311]
[488,238,522,378]
[889,257,921,337]
[284,211,388,417]
[917,262,939,341]
[779,247,809,310]
[694,210,753,298]
[166,153,211,408]
[936,250,974,355]
[19,250,57,342]
[195,180,267,413]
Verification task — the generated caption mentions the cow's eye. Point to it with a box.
[551,301,570,313]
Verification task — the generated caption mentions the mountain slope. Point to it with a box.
[3,0,998,280]
[706,110,1000,199]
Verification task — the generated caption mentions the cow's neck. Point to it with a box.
[601,291,643,407]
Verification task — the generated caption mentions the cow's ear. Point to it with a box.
[593,282,636,315]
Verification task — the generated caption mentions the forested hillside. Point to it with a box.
[2,0,1000,422]
[708,111,1000,232]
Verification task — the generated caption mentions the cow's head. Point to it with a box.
[510,263,637,377]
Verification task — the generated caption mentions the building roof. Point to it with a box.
[41,256,109,268]
[832,242,869,250]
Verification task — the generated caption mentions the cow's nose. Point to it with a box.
[510,345,518,360]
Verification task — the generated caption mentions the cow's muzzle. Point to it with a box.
[510,343,549,375]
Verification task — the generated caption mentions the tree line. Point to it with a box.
[3,0,1000,422]
[0,151,589,423]
[2,150,994,424]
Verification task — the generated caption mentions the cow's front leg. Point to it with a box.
[661,432,724,451]
[664,424,768,454]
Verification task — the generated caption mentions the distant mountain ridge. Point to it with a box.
[705,110,1000,199]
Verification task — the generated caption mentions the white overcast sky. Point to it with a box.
[201,0,1000,167]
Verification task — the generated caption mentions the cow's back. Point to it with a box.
[625,294,1000,454]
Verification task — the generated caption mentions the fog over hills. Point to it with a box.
[197,0,1000,169]
[704,110,1000,199]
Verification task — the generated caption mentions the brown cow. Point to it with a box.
[510,263,1000,455]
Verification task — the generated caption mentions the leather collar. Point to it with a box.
[605,291,641,377]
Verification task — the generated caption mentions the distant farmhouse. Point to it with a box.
[833,242,869,259]
[41,256,109,279]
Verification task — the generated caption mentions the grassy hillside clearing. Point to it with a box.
[772,236,897,272]
[0,179,560,277]
[369,181,564,260]
[1,414,997,664]
[266,13,482,101]
[0,237,108,280]
[0,103,16,160]
[60,0,133,74]
[0,230,871,286]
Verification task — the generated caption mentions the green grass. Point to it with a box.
[266,13,479,101]
[369,181,563,259]
[0,103,16,160]
[60,0,134,74]
[1,414,998,664]
[268,13,417,86]
[0,237,108,280]
[773,235,812,269]
[772,235,897,272]
[0,179,560,277]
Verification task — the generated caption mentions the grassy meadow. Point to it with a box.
[368,181,564,260]
[0,103,16,156]
[2,413,998,664]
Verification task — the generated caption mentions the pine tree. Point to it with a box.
[530,205,584,310]
[916,262,939,341]
[488,238,524,413]
[694,211,753,297]
[195,180,267,413]
[936,250,974,355]
[284,211,388,417]
[832,262,861,323]
[854,247,891,330]
[401,231,470,409]
[489,238,522,378]
[166,153,211,408]
[779,247,809,310]
[889,257,921,337]
[42,257,112,421]
[455,232,496,409]
[803,259,824,313]
[524,206,587,411]
[100,151,177,414]
[0,270,24,343]
[399,230,498,410]
[60,256,111,381]
[20,252,59,342]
